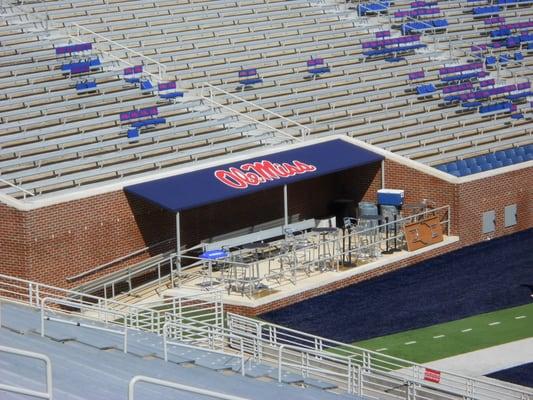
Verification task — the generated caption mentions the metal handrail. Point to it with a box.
[0,345,53,399]
[200,82,310,140]
[227,312,533,400]
[128,375,250,400]
[199,94,300,144]
[66,238,175,282]
[163,320,246,376]
[66,22,167,80]
[40,296,129,353]
[0,177,34,199]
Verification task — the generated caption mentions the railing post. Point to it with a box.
[357,364,363,396]
[40,299,45,337]
[163,325,168,362]
[123,317,128,354]
[277,345,285,383]
[239,338,245,377]
[347,358,353,394]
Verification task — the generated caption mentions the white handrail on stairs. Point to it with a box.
[200,82,310,140]
[0,345,53,400]
[128,375,250,400]
[66,22,167,80]
[40,296,129,353]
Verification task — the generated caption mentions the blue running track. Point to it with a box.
[260,229,533,343]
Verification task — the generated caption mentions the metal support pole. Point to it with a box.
[283,185,288,227]
[381,160,385,189]
[176,212,181,283]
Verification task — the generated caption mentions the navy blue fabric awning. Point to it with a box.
[125,139,383,213]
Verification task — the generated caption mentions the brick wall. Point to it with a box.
[0,160,530,292]
[0,203,29,279]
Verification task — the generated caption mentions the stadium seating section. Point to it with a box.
[0,0,531,199]
[435,143,533,176]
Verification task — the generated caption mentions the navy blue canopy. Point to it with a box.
[125,139,383,213]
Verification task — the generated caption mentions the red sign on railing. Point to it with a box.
[424,368,441,383]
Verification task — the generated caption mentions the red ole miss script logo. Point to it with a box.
[214,160,317,189]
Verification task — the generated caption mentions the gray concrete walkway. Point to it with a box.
[425,338,533,377]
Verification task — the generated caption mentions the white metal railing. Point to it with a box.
[162,314,461,400]
[0,273,165,333]
[65,22,167,80]
[128,375,250,400]
[40,296,129,353]
[174,205,451,297]
[200,82,310,140]
[66,237,175,283]
[0,273,222,336]
[226,312,533,400]
[0,177,35,199]
[163,320,246,376]
[0,345,53,400]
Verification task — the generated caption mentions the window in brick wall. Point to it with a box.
[504,204,517,228]
[482,210,496,234]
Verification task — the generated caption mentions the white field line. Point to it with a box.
[515,315,527,319]
[433,335,445,339]
[461,328,472,332]
[404,341,417,345]
[488,322,501,326]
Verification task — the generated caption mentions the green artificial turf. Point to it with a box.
[353,303,533,364]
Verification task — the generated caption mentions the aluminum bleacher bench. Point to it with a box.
[479,101,512,114]
[472,6,501,15]
[416,84,437,95]
[238,68,263,88]
[158,81,184,99]
[131,118,166,128]
[306,58,330,78]
[440,71,489,82]
[75,80,98,93]
[358,1,389,16]
[55,43,92,55]
[140,80,154,94]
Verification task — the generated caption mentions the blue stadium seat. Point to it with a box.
[435,164,448,172]
[486,153,497,164]
[496,151,507,161]
[449,170,462,176]
[140,80,154,93]
[470,165,483,173]
[458,166,471,176]
[466,158,478,168]
[504,148,516,158]
[457,160,468,170]
[479,162,492,171]
[131,118,166,128]
[485,56,497,66]
[516,147,526,156]
[511,155,525,163]
[476,155,488,164]
[514,52,524,61]
[447,161,458,171]
[127,128,139,139]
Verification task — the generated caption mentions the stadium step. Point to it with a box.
[0,302,357,399]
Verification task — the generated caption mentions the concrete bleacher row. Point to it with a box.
[0,301,358,400]
[0,4,296,198]
[0,0,532,200]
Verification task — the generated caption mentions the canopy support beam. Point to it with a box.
[283,184,289,227]
[175,212,181,285]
